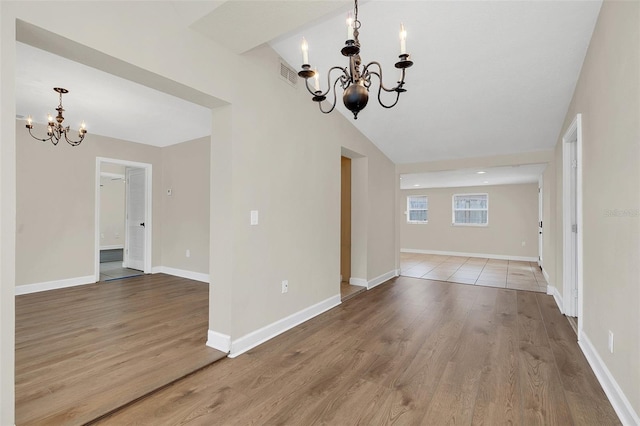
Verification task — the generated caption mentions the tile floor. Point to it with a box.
[100,261,144,282]
[400,252,547,293]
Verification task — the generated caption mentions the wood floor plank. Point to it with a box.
[536,293,621,425]
[516,290,549,347]
[421,304,497,424]
[472,289,522,425]
[89,276,620,425]
[15,274,225,426]
[519,343,574,425]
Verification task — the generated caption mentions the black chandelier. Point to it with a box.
[25,87,87,146]
[298,0,413,119]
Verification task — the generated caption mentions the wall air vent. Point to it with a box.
[279,59,298,87]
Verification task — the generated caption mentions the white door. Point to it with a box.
[125,167,145,271]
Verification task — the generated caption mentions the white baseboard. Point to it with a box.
[152,266,209,283]
[206,330,231,353]
[546,284,564,315]
[15,275,96,295]
[100,245,124,250]
[367,269,399,290]
[579,331,640,426]
[400,248,537,262]
[349,277,368,287]
[228,294,341,358]
[542,267,551,285]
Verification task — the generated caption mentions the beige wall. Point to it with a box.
[400,183,539,259]
[161,137,210,274]
[15,126,212,287]
[541,159,556,286]
[210,45,397,338]
[0,5,397,407]
[99,175,125,248]
[552,0,640,416]
[15,122,164,286]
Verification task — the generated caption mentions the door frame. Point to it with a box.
[538,174,543,268]
[562,114,583,324]
[95,157,153,282]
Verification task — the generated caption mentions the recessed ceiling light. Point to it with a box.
[413,184,420,187]
[483,181,489,184]
[476,171,486,174]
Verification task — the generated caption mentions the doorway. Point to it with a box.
[562,114,583,328]
[95,157,152,283]
[340,153,366,301]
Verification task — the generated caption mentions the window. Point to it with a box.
[407,195,428,223]
[452,193,488,226]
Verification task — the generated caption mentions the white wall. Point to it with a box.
[400,183,539,260]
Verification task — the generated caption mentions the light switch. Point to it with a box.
[250,210,259,225]
[167,188,172,196]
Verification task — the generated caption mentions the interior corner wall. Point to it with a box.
[553,0,640,418]
[541,161,556,287]
[400,183,539,259]
[161,136,210,275]
[15,123,163,287]
[554,140,564,298]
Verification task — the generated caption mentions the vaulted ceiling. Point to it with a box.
[16,0,602,168]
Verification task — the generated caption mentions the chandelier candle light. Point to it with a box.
[298,0,413,119]
[25,87,87,146]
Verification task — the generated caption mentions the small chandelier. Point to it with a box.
[25,87,87,146]
[298,0,413,119]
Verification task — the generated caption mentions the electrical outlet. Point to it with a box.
[186,249,191,258]
[521,241,526,247]
[608,330,614,353]
[281,280,288,294]
[251,210,259,225]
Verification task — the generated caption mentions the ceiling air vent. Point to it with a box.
[279,59,298,87]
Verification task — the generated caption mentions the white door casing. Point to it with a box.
[562,114,583,325]
[538,175,543,267]
[125,167,146,271]
[95,157,152,282]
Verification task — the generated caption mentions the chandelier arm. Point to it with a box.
[365,69,403,109]
[376,85,402,109]
[64,132,86,147]
[318,75,344,114]
[27,127,55,143]
[362,61,407,93]
[303,66,349,97]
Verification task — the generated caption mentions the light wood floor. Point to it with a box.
[96,276,620,425]
[15,274,225,426]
